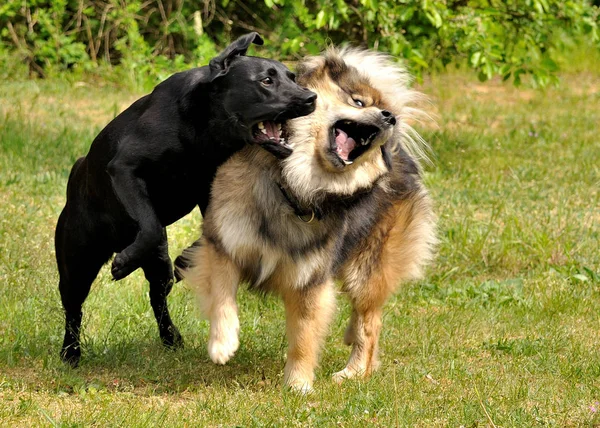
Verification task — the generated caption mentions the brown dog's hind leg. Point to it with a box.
[333,277,387,383]
[335,194,436,383]
[282,280,336,393]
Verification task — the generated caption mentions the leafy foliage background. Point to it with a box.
[1,0,598,88]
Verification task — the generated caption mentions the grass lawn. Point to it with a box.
[0,67,599,426]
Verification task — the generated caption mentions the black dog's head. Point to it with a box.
[209,33,317,158]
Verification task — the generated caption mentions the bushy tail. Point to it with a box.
[173,239,202,282]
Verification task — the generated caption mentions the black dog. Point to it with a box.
[55,32,316,366]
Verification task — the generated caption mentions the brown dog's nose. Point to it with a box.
[381,110,396,126]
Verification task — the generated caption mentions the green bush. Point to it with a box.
[263,0,600,86]
[1,0,598,87]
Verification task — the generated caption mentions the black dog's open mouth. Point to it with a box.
[252,121,290,148]
[330,120,380,165]
[252,121,293,159]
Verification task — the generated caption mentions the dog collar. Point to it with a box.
[277,183,320,223]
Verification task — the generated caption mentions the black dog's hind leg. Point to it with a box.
[56,210,112,367]
[142,229,183,349]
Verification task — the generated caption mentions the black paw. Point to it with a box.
[161,325,184,349]
[111,252,138,280]
[60,345,81,368]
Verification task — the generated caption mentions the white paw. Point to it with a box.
[332,366,364,384]
[208,318,239,365]
[208,334,239,365]
[286,378,313,394]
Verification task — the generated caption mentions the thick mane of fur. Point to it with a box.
[282,115,390,205]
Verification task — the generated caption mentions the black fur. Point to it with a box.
[258,213,332,260]
[55,33,316,367]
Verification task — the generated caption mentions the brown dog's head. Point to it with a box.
[295,52,396,169]
[281,48,426,201]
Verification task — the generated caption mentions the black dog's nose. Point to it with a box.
[381,110,396,126]
[304,92,317,106]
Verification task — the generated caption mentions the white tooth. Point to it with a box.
[276,123,282,131]
[343,159,353,165]
[261,128,268,134]
[258,122,265,130]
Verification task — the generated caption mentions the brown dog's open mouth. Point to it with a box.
[330,120,380,165]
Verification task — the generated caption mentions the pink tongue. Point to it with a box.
[265,121,280,142]
[335,128,356,161]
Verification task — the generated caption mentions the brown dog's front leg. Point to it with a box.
[282,280,336,393]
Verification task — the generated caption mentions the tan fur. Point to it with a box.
[281,280,336,392]
[182,47,437,392]
[184,239,241,365]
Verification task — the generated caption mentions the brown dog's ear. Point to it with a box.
[209,32,264,82]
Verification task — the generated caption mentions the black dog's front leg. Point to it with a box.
[107,160,163,280]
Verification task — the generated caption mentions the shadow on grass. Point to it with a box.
[2,335,287,395]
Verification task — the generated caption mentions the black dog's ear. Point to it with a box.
[209,32,264,82]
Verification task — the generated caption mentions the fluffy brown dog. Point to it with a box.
[178,47,436,392]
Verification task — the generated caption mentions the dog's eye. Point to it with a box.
[353,98,365,107]
[261,77,274,86]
